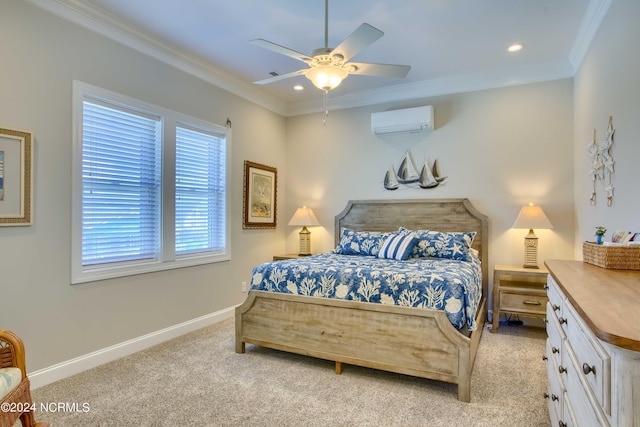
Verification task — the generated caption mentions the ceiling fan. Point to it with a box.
[251,0,411,92]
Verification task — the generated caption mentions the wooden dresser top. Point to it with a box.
[545,259,640,352]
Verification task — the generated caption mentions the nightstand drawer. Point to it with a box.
[500,290,548,315]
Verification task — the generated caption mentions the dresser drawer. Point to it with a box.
[500,289,547,315]
[562,345,610,426]
[546,339,563,425]
[562,300,611,414]
[546,303,564,367]
[546,275,564,316]
[561,391,579,427]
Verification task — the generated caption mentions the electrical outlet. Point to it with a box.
[241,281,247,293]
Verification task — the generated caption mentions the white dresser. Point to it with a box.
[544,260,640,427]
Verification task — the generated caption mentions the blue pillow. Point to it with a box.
[400,227,476,261]
[377,233,417,260]
[334,229,395,256]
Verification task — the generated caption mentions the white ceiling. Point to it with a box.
[37,0,609,116]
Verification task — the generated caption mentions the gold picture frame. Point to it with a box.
[243,161,277,229]
[0,127,33,226]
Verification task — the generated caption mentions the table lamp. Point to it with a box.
[512,203,553,268]
[288,206,320,256]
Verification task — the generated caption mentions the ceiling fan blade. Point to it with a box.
[250,39,312,63]
[332,23,384,62]
[253,69,306,85]
[348,62,411,78]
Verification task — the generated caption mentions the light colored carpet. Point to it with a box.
[32,319,549,426]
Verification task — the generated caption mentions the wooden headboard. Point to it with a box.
[334,198,489,297]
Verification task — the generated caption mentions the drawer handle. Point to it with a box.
[582,363,596,375]
[544,284,549,290]
[524,300,541,305]
[552,347,559,354]
[559,421,567,427]
[558,365,567,374]
[542,355,548,361]
[559,317,567,325]
[552,394,559,402]
[552,304,560,311]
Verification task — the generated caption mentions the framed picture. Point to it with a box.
[0,128,33,226]
[243,161,277,229]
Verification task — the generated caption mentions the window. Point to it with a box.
[72,81,230,284]
[175,124,227,256]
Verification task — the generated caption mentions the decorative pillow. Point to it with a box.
[400,227,476,261]
[334,229,395,256]
[377,232,417,260]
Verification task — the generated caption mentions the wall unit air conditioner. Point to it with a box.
[371,105,434,135]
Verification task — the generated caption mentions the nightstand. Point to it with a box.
[272,254,306,261]
[491,264,549,333]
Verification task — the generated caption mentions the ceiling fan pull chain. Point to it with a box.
[323,89,329,126]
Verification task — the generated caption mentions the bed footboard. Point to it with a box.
[236,291,486,402]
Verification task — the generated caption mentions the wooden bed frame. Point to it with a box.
[235,198,489,402]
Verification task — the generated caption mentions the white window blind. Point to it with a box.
[72,81,231,284]
[81,100,162,266]
[175,125,227,256]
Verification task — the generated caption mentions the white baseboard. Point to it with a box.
[29,306,236,389]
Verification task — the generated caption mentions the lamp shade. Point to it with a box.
[288,206,320,227]
[512,204,553,230]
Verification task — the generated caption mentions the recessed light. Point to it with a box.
[293,85,304,91]
[508,43,525,53]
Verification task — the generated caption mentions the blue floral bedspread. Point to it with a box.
[250,252,482,331]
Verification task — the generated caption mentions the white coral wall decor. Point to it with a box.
[587,116,615,206]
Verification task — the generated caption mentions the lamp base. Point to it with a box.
[522,229,539,269]
[298,226,312,256]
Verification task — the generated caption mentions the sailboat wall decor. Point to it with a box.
[432,159,447,182]
[384,166,399,190]
[419,157,439,189]
[396,151,420,184]
[384,150,446,191]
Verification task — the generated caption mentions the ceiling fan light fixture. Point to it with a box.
[305,65,348,90]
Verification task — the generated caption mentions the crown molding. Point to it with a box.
[568,0,614,72]
[285,60,575,116]
[26,0,287,116]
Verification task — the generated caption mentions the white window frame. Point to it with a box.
[71,81,230,284]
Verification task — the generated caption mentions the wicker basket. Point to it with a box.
[583,242,640,270]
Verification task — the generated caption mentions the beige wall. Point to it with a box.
[573,0,640,252]
[0,1,286,371]
[284,80,576,274]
